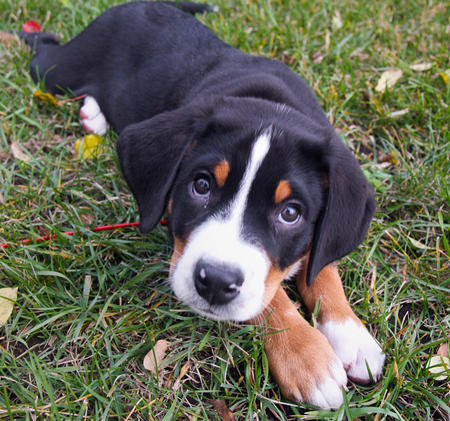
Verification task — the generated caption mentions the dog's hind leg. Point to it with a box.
[296,262,385,384]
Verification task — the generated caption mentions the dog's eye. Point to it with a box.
[278,204,301,225]
[192,175,211,196]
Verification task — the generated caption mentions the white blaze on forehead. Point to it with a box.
[170,129,273,321]
[228,129,271,224]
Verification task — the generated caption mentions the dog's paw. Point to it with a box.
[80,96,109,135]
[266,324,347,409]
[318,318,385,384]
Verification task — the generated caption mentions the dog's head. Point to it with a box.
[117,97,374,321]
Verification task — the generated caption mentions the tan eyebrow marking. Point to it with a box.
[213,159,230,188]
[274,179,292,203]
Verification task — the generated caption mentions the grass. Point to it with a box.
[0,0,448,419]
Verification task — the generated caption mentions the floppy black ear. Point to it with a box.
[306,134,375,285]
[116,103,211,233]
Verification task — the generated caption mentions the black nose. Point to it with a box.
[194,259,244,305]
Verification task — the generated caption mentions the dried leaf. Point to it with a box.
[143,339,170,374]
[332,11,343,30]
[0,31,19,46]
[74,134,104,160]
[375,68,403,92]
[379,151,400,165]
[11,141,31,162]
[426,355,449,381]
[172,361,191,391]
[211,399,236,421]
[407,236,428,250]
[2,123,11,136]
[409,62,433,72]
[387,109,409,119]
[0,287,18,326]
[437,343,448,357]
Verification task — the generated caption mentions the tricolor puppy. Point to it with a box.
[20,1,385,409]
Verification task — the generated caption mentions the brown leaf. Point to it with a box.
[0,31,19,46]
[437,343,448,358]
[11,141,31,162]
[80,213,95,225]
[211,400,236,421]
[143,339,170,374]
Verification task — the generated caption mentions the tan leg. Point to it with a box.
[250,286,347,409]
[297,263,357,323]
[297,263,385,383]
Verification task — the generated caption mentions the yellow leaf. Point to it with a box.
[439,70,449,85]
[143,339,170,374]
[426,355,449,381]
[375,68,403,92]
[32,90,60,106]
[74,134,104,160]
[11,141,31,162]
[0,287,18,327]
[409,63,433,72]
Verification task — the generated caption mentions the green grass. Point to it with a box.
[0,0,448,419]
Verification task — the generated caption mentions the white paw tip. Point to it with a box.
[319,318,385,384]
[79,96,109,135]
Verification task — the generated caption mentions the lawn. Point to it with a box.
[0,0,448,419]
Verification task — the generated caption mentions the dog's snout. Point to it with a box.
[194,260,244,305]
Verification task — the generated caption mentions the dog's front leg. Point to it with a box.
[297,263,385,384]
[250,286,347,409]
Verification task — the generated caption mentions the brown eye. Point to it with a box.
[279,204,301,224]
[192,175,211,196]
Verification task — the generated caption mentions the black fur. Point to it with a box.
[22,1,375,286]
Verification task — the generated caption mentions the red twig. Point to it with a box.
[0,220,167,249]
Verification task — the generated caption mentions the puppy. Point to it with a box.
[19,1,385,409]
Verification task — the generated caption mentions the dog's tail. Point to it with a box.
[160,1,219,14]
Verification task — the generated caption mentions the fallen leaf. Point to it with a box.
[211,399,236,421]
[143,339,170,374]
[439,70,449,85]
[0,287,18,326]
[33,90,60,106]
[332,11,343,30]
[0,31,19,46]
[409,62,433,72]
[80,213,95,225]
[407,235,428,250]
[387,109,409,119]
[11,141,31,162]
[437,343,448,357]
[378,151,400,165]
[74,134,104,160]
[22,20,42,33]
[82,275,92,301]
[426,355,449,381]
[2,123,11,136]
[375,68,403,92]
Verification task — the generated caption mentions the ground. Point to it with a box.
[0,0,448,419]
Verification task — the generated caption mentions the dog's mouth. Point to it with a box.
[188,302,237,321]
